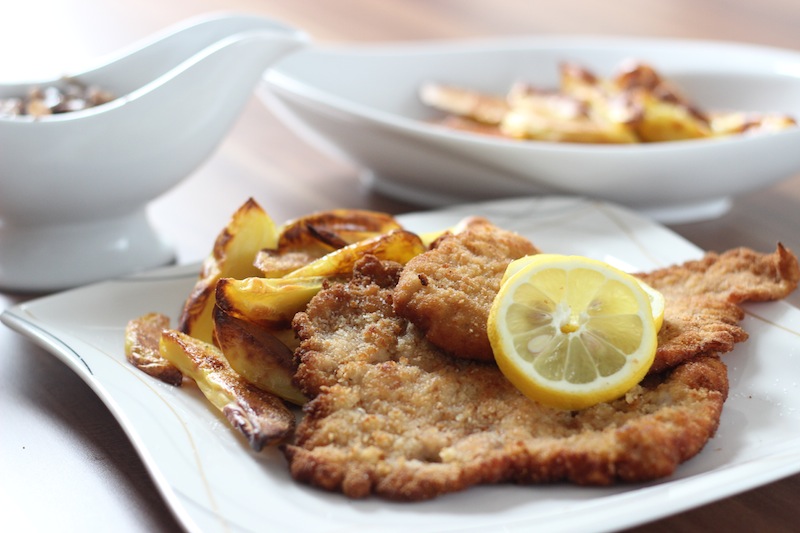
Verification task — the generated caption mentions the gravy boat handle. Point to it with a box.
[86,12,308,96]
[0,12,308,97]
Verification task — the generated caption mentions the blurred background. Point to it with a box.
[3,0,798,266]
[5,1,800,82]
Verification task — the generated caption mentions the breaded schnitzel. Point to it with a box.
[288,245,798,501]
[393,217,539,361]
[642,243,799,372]
[284,246,800,501]
[290,257,729,500]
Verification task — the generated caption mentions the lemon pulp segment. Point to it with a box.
[503,255,665,331]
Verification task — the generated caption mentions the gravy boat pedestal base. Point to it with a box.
[0,208,174,293]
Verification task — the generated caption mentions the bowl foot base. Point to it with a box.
[363,169,734,225]
[637,197,732,224]
[0,209,175,293]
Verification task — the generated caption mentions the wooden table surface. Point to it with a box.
[2,1,799,531]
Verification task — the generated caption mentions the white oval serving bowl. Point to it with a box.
[0,12,307,292]
[261,35,800,223]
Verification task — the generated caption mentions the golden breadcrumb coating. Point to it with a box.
[393,217,539,361]
[640,244,799,372]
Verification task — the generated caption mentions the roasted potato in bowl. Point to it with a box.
[263,36,800,222]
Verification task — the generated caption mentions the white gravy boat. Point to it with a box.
[0,12,308,292]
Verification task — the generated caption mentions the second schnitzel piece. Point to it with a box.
[641,243,799,372]
[289,257,728,501]
[393,217,539,361]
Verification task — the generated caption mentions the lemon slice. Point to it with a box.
[488,254,659,410]
[503,255,665,331]
[636,277,665,332]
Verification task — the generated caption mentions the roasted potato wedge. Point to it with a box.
[434,115,505,137]
[276,209,403,254]
[253,250,318,278]
[501,106,638,143]
[544,62,640,143]
[216,276,325,329]
[213,306,306,405]
[563,60,710,142]
[254,209,405,277]
[419,82,509,125]
[501,63,638,143]
[160,329,295,450]
[628,90,711,142]
[124,312,183,386]
[178,198,278,343]
[284,229,427,279]
[709,110,797,136]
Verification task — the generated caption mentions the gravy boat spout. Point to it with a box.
[0,13,308,292]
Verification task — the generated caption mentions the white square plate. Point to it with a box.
[3,196,800,533]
